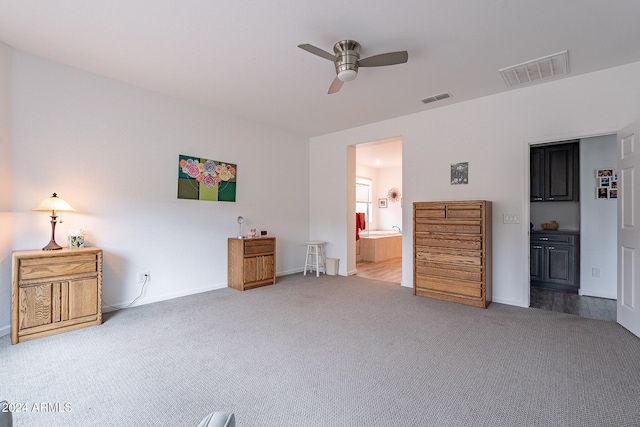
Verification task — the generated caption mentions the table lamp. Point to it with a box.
[32,193,76,250]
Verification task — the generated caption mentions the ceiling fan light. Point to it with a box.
[338,69,357,82]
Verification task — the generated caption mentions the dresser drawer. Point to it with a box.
[415,234,482,250]
[415,275,483,298]
[415,221,481,235]
[243,239,275,256]
[416,247,482,266]
[414,204,446,219]
[445,204,482,218]
[19,254,99,281]
[415,260,482,282]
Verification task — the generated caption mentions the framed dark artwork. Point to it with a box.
[451,162,469,185]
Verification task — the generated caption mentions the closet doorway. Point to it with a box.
[529,135,617,321]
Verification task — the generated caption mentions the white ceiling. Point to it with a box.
[1,1,640,138]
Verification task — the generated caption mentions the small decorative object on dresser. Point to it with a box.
[11,247,103,344]
[228,237,276,291]
[68,228,85,249]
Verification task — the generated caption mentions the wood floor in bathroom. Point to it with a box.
[355,258,402,283]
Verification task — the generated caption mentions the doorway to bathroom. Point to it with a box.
[353,137,403,283]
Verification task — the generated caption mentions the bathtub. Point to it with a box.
[359,230,402,262]
[361,230,402,238]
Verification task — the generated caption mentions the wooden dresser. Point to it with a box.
[11,247,103,344]
[228,237,276,291]
[413,201,492,308]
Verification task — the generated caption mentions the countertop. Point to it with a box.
[531,229,580,234]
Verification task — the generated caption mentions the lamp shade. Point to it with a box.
[32,193,76,213]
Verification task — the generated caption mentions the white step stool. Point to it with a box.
[304,241,326,277]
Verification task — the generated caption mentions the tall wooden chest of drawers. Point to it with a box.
[413,201,492,308]
[11,247,103,344]
[228,237,276,291]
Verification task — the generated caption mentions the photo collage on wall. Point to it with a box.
[596,168,617,200]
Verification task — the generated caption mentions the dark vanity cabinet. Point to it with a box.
[530,231,580,292]
[530,142,579,202]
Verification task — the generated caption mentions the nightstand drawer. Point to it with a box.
[19,253,99,281]
[244,239,275,256]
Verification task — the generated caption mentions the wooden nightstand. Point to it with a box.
[11,247,103,344]
[228,237,276,291]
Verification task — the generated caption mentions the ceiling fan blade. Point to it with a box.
[328,77,344,94]
[298,43,336,61]
[358,51,408,67]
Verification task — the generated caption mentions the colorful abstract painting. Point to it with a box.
[177,155,237,202]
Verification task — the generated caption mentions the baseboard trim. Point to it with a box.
[277,268,304,276]
[0,324,9,338]
[492,296,528,308]
[102,281,229,312]
[102,269,306,312]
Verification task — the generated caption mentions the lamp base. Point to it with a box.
[42,214,63,250]
[42,240,63,251]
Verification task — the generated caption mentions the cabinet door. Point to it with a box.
[530,244,544,281]
[243,257,258,283]
[260,255,275,281]
[18,282,59,330]
[544,244,575,286]
[244,255,275,283]
[67,278,99,320]
[530,147,545,201]
[545,145,574,201]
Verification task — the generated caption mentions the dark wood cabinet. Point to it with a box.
[530,231,579,292]
[530,141,579,202]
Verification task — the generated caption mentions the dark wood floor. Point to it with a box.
[355,259,617,321]
[356,258,402,283]
[530,286,617,321]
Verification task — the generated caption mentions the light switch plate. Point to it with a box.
[503,213,520,224]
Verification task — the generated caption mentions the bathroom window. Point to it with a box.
[356,177,372,234]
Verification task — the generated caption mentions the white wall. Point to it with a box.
[3,51,309,331]
[311,61,640,306]
[376,166,402,231]
[0,41,12,337]
[579,135,617,299]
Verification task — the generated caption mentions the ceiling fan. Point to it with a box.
[298,40,408,94]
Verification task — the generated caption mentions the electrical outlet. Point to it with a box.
[592,268,601,278]
[137,271,150,283]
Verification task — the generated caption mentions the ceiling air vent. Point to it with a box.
[499,50,569,88]
[421,92,451,104]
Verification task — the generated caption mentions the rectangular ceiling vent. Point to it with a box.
[499,50,569,88]
[421,92,451,104]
